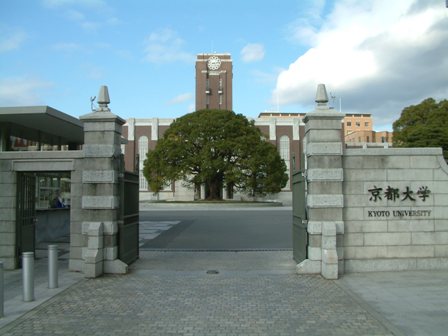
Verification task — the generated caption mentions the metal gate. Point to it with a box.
[292,153,307,263]
[16,172,36,267]
[118,171,139,265]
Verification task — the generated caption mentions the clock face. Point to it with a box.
[207,56,221,70]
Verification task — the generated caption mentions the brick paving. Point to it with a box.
[0,252,394,336]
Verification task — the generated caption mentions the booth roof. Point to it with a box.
[0,106,84,145]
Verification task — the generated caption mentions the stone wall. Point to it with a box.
[295,84,448,279]
[343,148,448,272]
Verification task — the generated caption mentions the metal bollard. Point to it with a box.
[48,245,58,289]
[0,261,4,318]
[22,252,35,302]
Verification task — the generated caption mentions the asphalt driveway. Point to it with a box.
[140,207,292,250]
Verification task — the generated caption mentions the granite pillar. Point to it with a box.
[75,86,128,277]
[297,84,345,279]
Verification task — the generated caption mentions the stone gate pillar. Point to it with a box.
[78,86,127,278]
[298,84,344,279]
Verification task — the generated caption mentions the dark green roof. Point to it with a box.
[0,106,83,145]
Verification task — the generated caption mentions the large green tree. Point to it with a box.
[143,109,288,200]
[393,98,448,159]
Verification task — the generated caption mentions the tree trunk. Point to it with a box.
[194,183,201,200]
[226,182,234,199]
[206,176,223,200]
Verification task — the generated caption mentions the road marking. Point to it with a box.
[139,221,181,246]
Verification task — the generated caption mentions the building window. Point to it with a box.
[36,172,71,209]
[7,135,74,151]
[279,136,290,190]
[139,171,147,191]
[279,136,290,161]
[138,136,148,190]
[356,121,361,127]
[346,121,352,127]
[366,136,370,142]
[365,122,369,127]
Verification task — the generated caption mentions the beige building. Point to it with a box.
[343,113,372,135]
[343,113,393,144]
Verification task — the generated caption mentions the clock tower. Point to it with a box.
[195,53,233,111]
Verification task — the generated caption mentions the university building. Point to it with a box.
[122,112,304,204]
[343,113,393,145]
[122,53,392,204]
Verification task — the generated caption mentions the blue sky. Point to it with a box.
[1,0,447,130]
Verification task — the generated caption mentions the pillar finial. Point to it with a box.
[97,85,110,111]
[315,83,329,108]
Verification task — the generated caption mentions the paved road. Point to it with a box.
[140,208,292,250]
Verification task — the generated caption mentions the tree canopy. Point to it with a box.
[143,109,288,200]
[393,98,448,159]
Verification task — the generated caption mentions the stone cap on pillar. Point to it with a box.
[79,85,125,125]
[315,83,329,109]
[97,85,111,112]
[304,83,344,126]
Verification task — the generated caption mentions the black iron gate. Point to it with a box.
[118,171,139,265]
[16,172,36,267]
[292,153,307,263]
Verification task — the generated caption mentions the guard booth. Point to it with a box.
[0,95,140,277]
[0,106,84,269]
[292,153,307,263]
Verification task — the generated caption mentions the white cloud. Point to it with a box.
[52,42,82,53]
[241,43,265,62]
[43,0,118,31]
[0,30,27,53]
[167,93,193,105]
[274,0,448,130]
[288,0,326,46]
[251,69,282,85]
[64,9,99,31]
[0,77,52,106]
[115,49,133,61]
[80,63,104,80]
[143,28,194,64]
